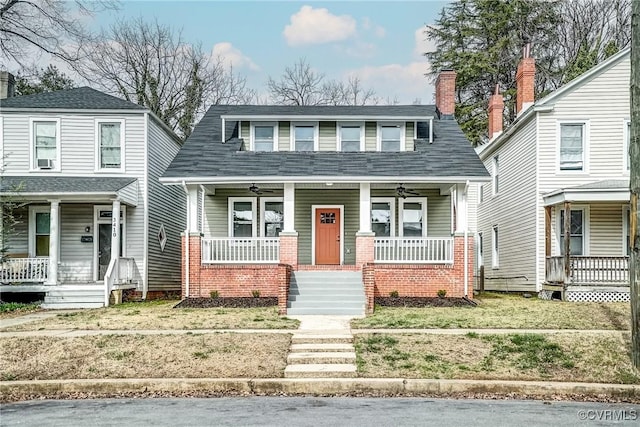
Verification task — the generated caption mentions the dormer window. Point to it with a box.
[378,123,405,151]
[291,122,318,151]
[251,122,277,151]
[338,123,364,152]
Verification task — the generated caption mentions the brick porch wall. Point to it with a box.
[362,235,474,313]
[181,234,291,314]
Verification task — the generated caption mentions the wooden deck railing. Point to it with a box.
[201,237,280,264]
[0,258,49,283]
[545,256,629,286]
[374,237,454,264]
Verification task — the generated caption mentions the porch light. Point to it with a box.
[325,182,333,186]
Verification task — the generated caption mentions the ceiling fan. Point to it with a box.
[396,184,420,199]
[249,184,274,195]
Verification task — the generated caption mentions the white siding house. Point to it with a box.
[0,86,185,307]
[476,48,631,301]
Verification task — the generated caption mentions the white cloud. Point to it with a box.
[283,5,357,46]
[413,26,436,60]
[212,42,259,71]
[351,61,433,104]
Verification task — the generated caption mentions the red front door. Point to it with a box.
[315,208,340,264]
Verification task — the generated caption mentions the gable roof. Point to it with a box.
[0,86,146,111]
[476,47,630,158]
[161,105,490,183]
[0,176,137,193]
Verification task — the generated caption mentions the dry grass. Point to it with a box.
[352,293,631,330]
[0,333,290,381]
[1,300,299,331]
[355,332,640,384]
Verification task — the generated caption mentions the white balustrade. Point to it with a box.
[202,238,280,264]
[374,237,454,263]
[0,258,50,283]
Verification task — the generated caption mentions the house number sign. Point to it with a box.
[112,217,118,237]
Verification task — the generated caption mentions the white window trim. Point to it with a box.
[398,197,427,237]
[95,118,125,172]
[623,206,630,256]
[623,119,631,173]
[29,117,61,172]
[311,204,344,265]
[28,205,58,257]
[377,122,406,152]
[259,197,283,237]
[228,197,257,238]
[93,205,127,282]
[556,119,590,173]
[492,155,499,196]
[336,121,365,151]
[371,197,396,237]
[250,121,278,152]
[492,225,499,269]
[290,122,319,151]
[556,205,590,256]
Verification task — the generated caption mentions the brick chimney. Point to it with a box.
[0,71,15,99]
[516,43,535,114]
[488,84,504,141]
[435,69,456,119]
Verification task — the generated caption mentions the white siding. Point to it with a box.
[478,117,538,291]
[146,117,185,292]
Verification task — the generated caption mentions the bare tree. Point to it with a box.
[0,0,116,67]
[629,0,639,371]
[268,58,378,106]
[79,19,255,139]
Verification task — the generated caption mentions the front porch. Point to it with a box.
[181,181,475,314]
[542,181,630,302]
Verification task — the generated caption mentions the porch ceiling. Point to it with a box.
[0,176,139,206]
[543,179,630,206]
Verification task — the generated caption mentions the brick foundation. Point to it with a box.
[362,235,474,312]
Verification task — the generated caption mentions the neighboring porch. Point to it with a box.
[181,181,475,314]
[1,176,143,308]
[542,180,630,302]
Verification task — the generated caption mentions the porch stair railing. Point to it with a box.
[545,256,629,286]
[374,237,454,264]
[104,257,143,306]
[0,258,49,283]
[201,237,280,264]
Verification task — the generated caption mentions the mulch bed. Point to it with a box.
[375,297,475,307]
[174,297,278,309]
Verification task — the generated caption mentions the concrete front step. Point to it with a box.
[287,307,364,316]
[290,343,354,353]
[287,352,356,364]
[287,298,365,306]
[41,302,104,309]
[292,334,353,344]
[284,363,357,378]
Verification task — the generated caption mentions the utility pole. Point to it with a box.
[629,0,639,370]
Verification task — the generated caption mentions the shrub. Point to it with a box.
[251,290,261,298]
[389,290,399,298]
[210,290,219,299]
[437,289,447,298]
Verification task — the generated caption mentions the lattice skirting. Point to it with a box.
[566,289,630,303]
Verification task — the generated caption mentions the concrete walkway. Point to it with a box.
[0,311,77,329]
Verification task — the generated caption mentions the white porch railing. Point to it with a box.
[202,237,280,264]
[105,257,143,305]
[0,258,49,283]
[374,237,454,264]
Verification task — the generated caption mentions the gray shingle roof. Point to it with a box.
[571,180,629,190]
[0,87,146,110]
[0,176,137,194]
[162,105,489,181]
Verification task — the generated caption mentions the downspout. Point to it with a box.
[181,181,190,299]
[464,180,470,298]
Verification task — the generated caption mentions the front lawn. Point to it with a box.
[0,302,41,319]
[352,293,631,330]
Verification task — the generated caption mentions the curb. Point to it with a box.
[2,378,639,401]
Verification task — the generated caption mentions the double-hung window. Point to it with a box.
[559,208,585,255]
[378,124,403,151]
[371,198,395,237]
[291,123,317,151]
[624,120,631,171]
[260,198,284,237]
[492,226,499,268]
[229,197,257,238]
[338,123,363,151]
[252,122,277,152]
[559,122,586,171]
[492,156,499,195]
[32,119,60,170]
[478,232,484,266]
[28,206,51,257]
[399,198,427,237]
[96,120,124,170]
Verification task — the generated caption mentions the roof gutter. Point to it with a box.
[181,181,190,299]
[160,175,492,185]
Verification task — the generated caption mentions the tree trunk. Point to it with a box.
[629,0,639,371]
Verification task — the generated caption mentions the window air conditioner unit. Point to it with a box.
[37,158,54,169]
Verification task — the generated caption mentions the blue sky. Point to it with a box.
[89,1,450,103]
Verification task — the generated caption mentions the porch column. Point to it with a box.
[45,199,59,285]
[186,185,199,233]
[111,199,121,278]
[563,202,571,283]
[454,183,468,233]
[359,182,371,233]
[283,183,295,233]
